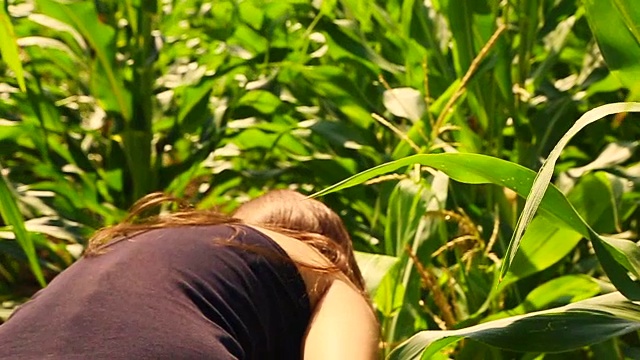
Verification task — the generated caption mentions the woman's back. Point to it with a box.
[0,225,310,359]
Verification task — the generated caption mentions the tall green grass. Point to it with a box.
[2,0,640,357]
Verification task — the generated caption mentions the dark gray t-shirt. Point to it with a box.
[0,225,310,359]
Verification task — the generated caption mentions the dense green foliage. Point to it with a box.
[2,0,640,358]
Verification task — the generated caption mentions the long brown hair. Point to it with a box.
[233,189,365,291]
[85,190,366,292]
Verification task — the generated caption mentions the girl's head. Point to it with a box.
[86,190,366,292]
[233,190,365,291]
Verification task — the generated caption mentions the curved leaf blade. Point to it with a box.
[490,275,601,320]
[388,292,640,360]
[311,153,587,236]
[312,135,640,299]
[0,3,26,91]
[503,103,640,280]
[501,215,583,286]
[0,166,46,287]
[35,0,131,119]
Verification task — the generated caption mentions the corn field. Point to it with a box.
[2,0,640,358]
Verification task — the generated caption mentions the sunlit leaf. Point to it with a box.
[312,153,587,236]
[389,292,640,359]
[501,103,640,299]
[501,215,583,286]
[311,143,640,299]
[583,0,640,95]
[237,90,282,114]
[355,251,400,296]
[504,171,620,286]
[567,141,637,178]
[35,0,131,119]
[383,88,426,122]
[490,275,601,320]
[0,3,26,91]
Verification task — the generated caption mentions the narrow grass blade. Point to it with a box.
[35,0,131,119]
[501,103,640,280]
[311,153,587,236]
[0,2,26,91]
[0,166,46,287]
[313,128,640,299]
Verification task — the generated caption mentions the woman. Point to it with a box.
[0,190,379,359]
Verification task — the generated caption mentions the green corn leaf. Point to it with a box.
[35,0,131,120]
[583,0,640,96]
[354,251,400,296]
[176,78,215,131]
[500,215,583,287]
[236,90,282,115]
[0,1,26,91]
[0,166,46,287]
[502,102,640,293]
[476,172,615,315]
[382,177,448,346]
[488,275,601,321]
[503,170,629,286]
[388,292,640,360]
[311,153,587,236]
[313,103,640,300]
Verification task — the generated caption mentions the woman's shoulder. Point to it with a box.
[244,225,353,308]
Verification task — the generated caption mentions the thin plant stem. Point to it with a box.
[364,173,408,185]
[431,24,507,139]
[485,207,501,256]
[406,245,457,329]
[422,57,436,128]
[371,113,422,153]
